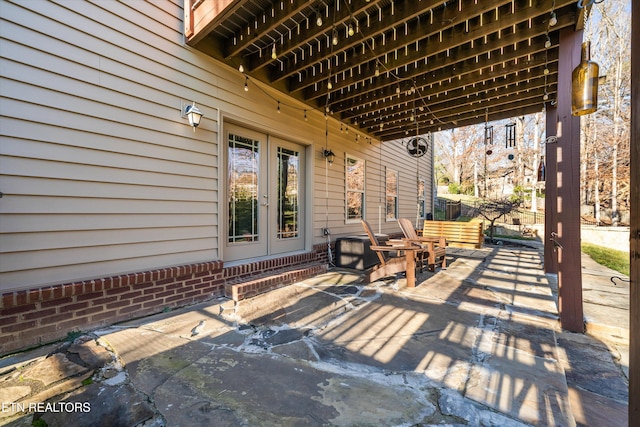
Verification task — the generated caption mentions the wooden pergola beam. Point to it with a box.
[554,27,584,332]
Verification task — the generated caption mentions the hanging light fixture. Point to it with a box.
[571,41,599,116]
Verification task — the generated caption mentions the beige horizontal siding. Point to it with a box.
[0,0,220,290]
[311,135,433,239]
[0,0,435,290]
[1,246,218,292]
[0,214,217,233]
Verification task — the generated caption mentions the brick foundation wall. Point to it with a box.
[0,262,224,356]
[0,243,332,356]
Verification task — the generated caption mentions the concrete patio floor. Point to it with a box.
[0,245,629,426]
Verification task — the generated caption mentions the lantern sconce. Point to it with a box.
[183,102,203,131]
[323,149,335,165]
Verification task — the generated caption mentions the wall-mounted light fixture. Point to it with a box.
[323,149,335,165]
[183,102,203,131]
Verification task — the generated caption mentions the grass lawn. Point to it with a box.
[581,242,630,276]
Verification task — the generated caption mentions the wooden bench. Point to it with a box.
[421,219,484,249]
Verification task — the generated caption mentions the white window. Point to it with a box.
[418,177,427,219]
[386,168,399,220]
[345,154,365,222]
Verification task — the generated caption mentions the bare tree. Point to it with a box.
[477,198,520,243]
[434,126,483,194]
[583,0,631,224]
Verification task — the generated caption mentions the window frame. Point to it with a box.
[345,153,366,223]
[417,176,427,220]
[385,167,399,221]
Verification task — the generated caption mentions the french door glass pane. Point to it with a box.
[277,147,299,239]
[386,168,398,219]
[228,134,259,243]
[346,156,365,220]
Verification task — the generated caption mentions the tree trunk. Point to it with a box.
[611,37,624,225]
[531,114,541,212]
[595,132,601,225]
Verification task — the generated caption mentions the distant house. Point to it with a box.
[0,1,434,353]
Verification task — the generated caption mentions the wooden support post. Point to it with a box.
[555,27,584,332]
[629,0,639,422]
[544,107,558,274]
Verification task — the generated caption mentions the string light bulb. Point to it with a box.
[277,100,281,113]
[544,34,551,49]
[244,76,249,91]
[271,44,277,60]
[348,22,354,37]
[316,9,323,26]
[332,30,338,46]
[549,11,557,26]
[374,64,380,77]
[238,64,244,73]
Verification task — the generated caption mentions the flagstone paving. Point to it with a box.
[0,246,628,427]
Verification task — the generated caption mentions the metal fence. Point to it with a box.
[434,198,545,224]
[433,198,461,220]
[434,198,623,227]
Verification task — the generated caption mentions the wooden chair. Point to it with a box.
[360,220,409,283]
[397,218,447,272]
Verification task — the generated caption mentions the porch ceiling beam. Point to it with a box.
[272,0,509,85]
[337,68,557,132]
[378,96,547,141]
[319,34,558,112]
[289,0,574,95]
[239,0,395,72]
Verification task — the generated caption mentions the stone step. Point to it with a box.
[584,316,629,347]
[225,263,327,302]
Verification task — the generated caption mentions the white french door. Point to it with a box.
[224,124,305,262]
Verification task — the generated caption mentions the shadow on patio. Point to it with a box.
[3,247,628,427]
